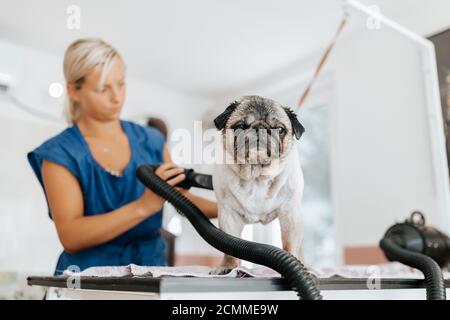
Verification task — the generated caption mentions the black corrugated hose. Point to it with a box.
[379,237,446,300]
[136,164,322,300]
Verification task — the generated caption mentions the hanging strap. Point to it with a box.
[297,16,349,110]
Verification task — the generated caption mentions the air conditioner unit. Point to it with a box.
[0,72,14,94]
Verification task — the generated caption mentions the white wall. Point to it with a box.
[0,39,217,274]
[330,32,437,248]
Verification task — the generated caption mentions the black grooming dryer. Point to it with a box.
[380,211,450,300]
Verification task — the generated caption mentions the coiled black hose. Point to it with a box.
[380,237,446,300]
[136,164,322,300]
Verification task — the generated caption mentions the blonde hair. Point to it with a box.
[63,38,123,124]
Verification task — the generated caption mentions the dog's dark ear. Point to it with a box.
[214,101,239,130]
[283,107,305,140]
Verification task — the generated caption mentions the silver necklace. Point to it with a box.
[98,145,123,177]
[83,132,124,177]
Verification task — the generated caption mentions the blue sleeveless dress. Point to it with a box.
[27,120,167,275]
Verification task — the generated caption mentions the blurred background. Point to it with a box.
[1,0,450,299]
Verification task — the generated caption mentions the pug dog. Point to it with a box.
[211,95,306,275]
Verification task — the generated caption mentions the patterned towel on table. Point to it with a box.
[63,262,450,279]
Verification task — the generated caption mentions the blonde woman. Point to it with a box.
[27,38,217,275]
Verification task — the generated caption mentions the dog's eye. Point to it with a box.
[277,127,286,136]
[231,122,247,130]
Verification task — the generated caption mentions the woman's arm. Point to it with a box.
[42,160,185,254]
[163,145,218,219]
[178,190,218,219]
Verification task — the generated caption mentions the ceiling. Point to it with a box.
[0,0,426,99]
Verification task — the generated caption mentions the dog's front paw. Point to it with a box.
[209,266,235,275]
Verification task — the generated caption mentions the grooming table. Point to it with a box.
[27,275,450,300]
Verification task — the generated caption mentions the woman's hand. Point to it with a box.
[136,162,186,216]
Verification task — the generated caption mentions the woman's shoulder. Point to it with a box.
[37,125,83,153]
[27,125,86,186]
[30,125,87,165]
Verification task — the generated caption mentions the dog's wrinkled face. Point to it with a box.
[214,95,305,179]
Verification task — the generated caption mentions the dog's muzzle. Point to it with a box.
[232,128,281,165]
